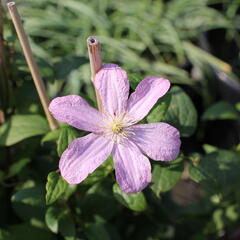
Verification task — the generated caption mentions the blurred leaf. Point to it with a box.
[10,181,46,223]
[147,93,172,123]
[7,224,56,240]
[152,62,192,85]
[112,183,147,212]
[62,184,77,201]
[0,115,49,146]
[0,170,5,182]
[46,171,68,205]
[41,128,61,145]
[226,205,239,221]
[57,127,78,157]
[11,201,45,224]
[128,73,142,89]
[203,144,218,154]
[202,101,240,120]
[59,214,76,240]
[83,157,114,185]
[58,0,109,28]
[62,68,85,95]
[213,209,224,231]
[45,206,62,233]
[0,229,10,240]
[84,223,110,240]
[183,42,232,74]
[6,158,30,178]
[45,203,75,238]
[164,86,197,137]
[80,181,119,219]
[14,82,40,113]
[236,102,240,112]
[11,186,45,207]
[54,55,88,79]
[189,150,240,195]
[151,156,184,197]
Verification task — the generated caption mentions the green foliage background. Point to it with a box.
[0,0,240,239]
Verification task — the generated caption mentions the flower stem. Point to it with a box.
[87,36,102,110]
[7,2,58,130]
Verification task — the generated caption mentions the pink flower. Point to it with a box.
[49,64,181,194]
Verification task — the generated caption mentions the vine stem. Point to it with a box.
[87,36,102,110]
[7,2,58,130]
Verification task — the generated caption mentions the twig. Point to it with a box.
[0,2,7,123]
[87,36,102,109]
[0,110,5,124]
[7,2,58,130]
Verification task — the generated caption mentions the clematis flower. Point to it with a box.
[49,64,181,194]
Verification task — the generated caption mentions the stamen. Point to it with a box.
[95,111,137,143]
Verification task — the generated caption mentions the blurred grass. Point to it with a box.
[3,0,239,99]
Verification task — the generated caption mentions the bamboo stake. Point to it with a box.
[87,36,102,79]
[87,36,102,110]
[7,2,58,130]
[0,2,5,124]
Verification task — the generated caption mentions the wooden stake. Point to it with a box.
[87,36,102,79]
[7,2,58,130]
[87,36,102,109]
[0,2,6,124]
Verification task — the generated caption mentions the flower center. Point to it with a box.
[99,112,136,143]
[111,122,124,134]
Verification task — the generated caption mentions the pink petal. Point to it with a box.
[49,95,104,132]
[59,133,113,184]
[128,123,181,161]
[113,141,151,194]
[126,77,170,122]
[94,64,129,116]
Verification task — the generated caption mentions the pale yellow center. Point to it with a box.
[111,122,124,134]
[97,112,137,143]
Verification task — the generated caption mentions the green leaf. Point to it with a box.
[41,128,61,145]
[80,181,119,220]
[213,209,224,231]
[57,127,79,157]
[59,214,76,240]
[0,170,5,182]
[62,184,77,201]
[151,156,184,197]
[83,157,114,184]
[0,114,49,146]
[0,229,10,240]
[112,184,147,212]
[128,73,142,89]
[203,144,218,154]
[189,150,240,195]
[202,101,240,120]
[147,93,172,123]
[45,204,75,238]
[7,224,56,240]
[226,205,238,221]
[164,86,197,137]
[46,171,68,205]
[6,158,31,178]
[54,55,88,80]
[11,186,45,207]
[45,206,62,233]
[84,223,110,240]
[183,41,232,74]
[236,102,240,112]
